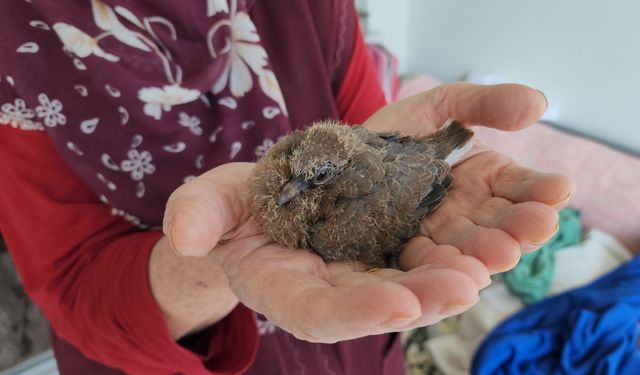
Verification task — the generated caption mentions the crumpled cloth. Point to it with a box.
[472,256,640,375]
[504,208,582,303]
[421,229,631,375]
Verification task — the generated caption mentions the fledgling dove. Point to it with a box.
[247,120,474,269]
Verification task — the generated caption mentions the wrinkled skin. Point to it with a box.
[163,83,575,343]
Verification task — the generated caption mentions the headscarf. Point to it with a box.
[0,0,291,226]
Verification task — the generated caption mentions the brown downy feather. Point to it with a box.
[247,120,474,268]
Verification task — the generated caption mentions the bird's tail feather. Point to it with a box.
[425,119,474,164]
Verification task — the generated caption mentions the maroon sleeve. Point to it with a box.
[336,24,388,124]
[0,125,258,374]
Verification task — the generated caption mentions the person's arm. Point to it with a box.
[0,127,258,374]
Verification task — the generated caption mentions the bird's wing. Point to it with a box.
[382,135,455,225]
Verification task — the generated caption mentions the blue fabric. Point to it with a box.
[472,256,640,375]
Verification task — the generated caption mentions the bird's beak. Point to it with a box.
[277,178,308,207]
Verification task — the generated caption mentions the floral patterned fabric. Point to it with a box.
[0,0,292,226]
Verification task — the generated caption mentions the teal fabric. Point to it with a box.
[503,208,582,304]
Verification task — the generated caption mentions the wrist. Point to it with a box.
[149,236,239,339]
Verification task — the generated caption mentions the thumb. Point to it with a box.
[364,82,548,135]
[163,162,255,257]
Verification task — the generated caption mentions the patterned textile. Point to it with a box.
[0,0,291,226]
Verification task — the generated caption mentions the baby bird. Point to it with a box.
[247,120,474,268]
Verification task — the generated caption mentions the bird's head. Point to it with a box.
[277,122,355,206]
[247,121,360,248]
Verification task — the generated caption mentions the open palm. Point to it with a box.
[163,83,575,343]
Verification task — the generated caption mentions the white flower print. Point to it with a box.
[2,98,35,123]
[178,112,203,135]
[240,120,255,130]
[207,0,229,16]
[254,138,274,158]
[262,106,281,119]
[210,12,268,97]
[259,70,288,116]
[0,98,44,131]
[257,318,277,335]
[163,142,186,153]
[52,22,119,62]
[2,75,15,86]
[35,93,66,127]
[111,207,147,229]
[91,0,150,52]
[229,141,242,159]
[130,134,143,148]
[91,0,183,87]
[138,85,201,120]
[209,8,288,115]
[29,20,50,31]
[96,172,117,190]
[73,58,87,70]
[209,125,224,143]
[16,42,39,53]
[120,149,156,181]
[135,181,145,198]
[118,106,129,125]
[0,111,44,131]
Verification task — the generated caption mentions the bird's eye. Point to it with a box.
[312,164,334,185]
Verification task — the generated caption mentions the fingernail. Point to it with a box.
[166,223,185,257]
[547,221,560,239]
[554,191,573,207]
[381,315,418,329]
[537,90,549,112]
[479,277,492,289]
[522,222,559,252]
[170,244,185,257]
[521,242,542,253]
[162,214,172,236]
[439,302,471,316]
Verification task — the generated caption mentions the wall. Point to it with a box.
[358,0,411,74]
[398,0,640,153]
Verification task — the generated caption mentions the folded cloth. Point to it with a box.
[503,208,583,304]
[472,256,640,375]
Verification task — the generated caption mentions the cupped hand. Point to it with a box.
[163,83,575,342]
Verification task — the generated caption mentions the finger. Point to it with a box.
[490,161,576,206]
[400,238,462,268]
[399,237,490,288]
[364,83,547,135]
[289,282,422,342]
[469,197,559,245]
[439,83,548,131]
[163,162,254,257]
[421,215,521,273]
[315,267,480,333]
[393,268,480,327]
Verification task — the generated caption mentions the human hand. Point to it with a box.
[163,83,575,342]
[362,83,575,326]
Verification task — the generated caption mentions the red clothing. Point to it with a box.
[0,22,387,375]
